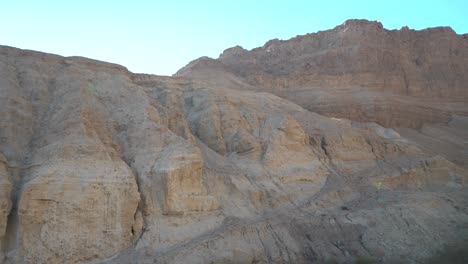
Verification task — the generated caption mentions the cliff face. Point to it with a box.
[222,20,466,97]
[177,19,468,128]
[0,20,468,264]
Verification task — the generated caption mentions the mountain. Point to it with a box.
[178,19,468,125]
[0,20,467,263]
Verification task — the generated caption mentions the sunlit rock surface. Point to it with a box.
[0,20,467,263]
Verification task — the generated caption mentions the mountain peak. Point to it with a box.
[341,19,384,29]
[219,45,248,59]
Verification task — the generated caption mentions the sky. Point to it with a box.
[1,0,467,75]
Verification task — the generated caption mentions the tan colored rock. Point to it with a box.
[0,19,467,264]
[155,143,220,215]
[382,155,467,189]
[0,155,10,233]
[177,19,468,129]
[17,159,140,263]
[0,154,12,262]
[261,117,309,168]
[185,91,227,154]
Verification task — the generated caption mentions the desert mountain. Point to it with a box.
[0,19,467,263]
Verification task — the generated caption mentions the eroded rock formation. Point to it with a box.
[0,20,467,263]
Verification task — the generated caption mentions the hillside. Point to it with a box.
[0,20,467,263]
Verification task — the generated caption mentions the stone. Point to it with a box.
[0,154,12,262]
[154,143,220,215]
[0,19,467,264]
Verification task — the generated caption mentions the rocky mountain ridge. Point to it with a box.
[178,19,468,128]
[0,19,467,263]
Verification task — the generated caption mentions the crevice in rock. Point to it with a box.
[358,234,371,256]
[402,68,410,96]
[2,167,22,259]
[365,139,379,160]
[123,161,146,246]
[112,135,147,247]
[332,241,347,256]
[2,207,18,257]
[320,136,331,159]
[131,208,144,244]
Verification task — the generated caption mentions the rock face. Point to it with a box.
[0,20,467,263]
[177,19,468,128]
[0,154,12,262]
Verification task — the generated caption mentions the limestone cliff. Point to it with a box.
[0,20,467,263]
[177,19,468,128]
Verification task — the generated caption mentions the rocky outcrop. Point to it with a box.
[0,154,12,262]
[0,19,467,264]
[184,19,468,98]
[177,19,468,129]
[17,159,140,263]
[155,143,219,215]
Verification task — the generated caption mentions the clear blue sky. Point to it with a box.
[1,0,466,75]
